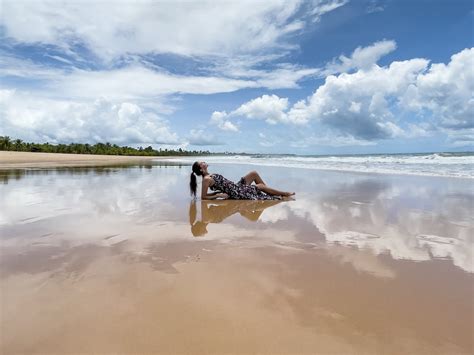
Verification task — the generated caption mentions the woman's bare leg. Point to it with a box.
[243,170,265,185]
[255,183,295,197]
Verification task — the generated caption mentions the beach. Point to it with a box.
[0,156,473,354]
[0,151,163,168]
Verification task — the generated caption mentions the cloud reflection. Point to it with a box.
[282,177,473,273]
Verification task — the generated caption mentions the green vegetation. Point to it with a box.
[0,136,212,156]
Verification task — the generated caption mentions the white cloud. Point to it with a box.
[206,41,410,136]
[211,94,309,128]
[0,54,65,81]
[255,66,320,89]
[0,55,320,101]
[234,95,290,125]
[401,48,474,132]
[0,90,179,145]
[287,57,429,140]
[56,66,258,99]
[187,129,224,146]
[0,56,319,145]
[324,40,397,74]
[366,0,385,14]
[210,55,428,138]
[210,44,473,144]
[293,46,474,142]
[310,0,349,22]
[207,54,320,89]
[0,0,347,61]
[0,1,351,147]
[210,111,239,132]
[445,129,474,147]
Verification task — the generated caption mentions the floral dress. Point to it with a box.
[210,173,278,200]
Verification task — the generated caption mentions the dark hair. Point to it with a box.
[190,161,202,197]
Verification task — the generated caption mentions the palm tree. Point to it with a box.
[0,136,12,150]
[14,139,23,151]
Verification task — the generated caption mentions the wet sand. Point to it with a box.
[0,162,473,354]
[0,151,166,168]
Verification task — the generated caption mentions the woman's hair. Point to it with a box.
[189,161,202,197]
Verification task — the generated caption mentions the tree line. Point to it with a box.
[0,136,212,156]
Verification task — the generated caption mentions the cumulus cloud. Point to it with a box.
[288,57,429,140]
[297,46,473,142]
[214,43,473,144]
[209,55,427,138]
[210,94,309,128]
[401,48,474,132]
[0,90,179,145]
[208,40,411,136]
[291,50,474,140]
[0,0,347,61]
[210,111,239,132]
[234,95,290,125]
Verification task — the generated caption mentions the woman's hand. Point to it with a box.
[218,193,229,199]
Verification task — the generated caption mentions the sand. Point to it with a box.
[0,151,167,168]
[1,162,472,354]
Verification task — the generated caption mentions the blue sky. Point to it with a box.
[0,0,473,154]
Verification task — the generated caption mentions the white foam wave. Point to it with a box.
[160,153,474,179]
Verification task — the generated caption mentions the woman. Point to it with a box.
[189,161,295,200]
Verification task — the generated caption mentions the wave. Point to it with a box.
[160,152,474,179]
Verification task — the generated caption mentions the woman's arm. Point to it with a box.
[203,192,229,200]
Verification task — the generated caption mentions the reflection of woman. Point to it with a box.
[189,199,282,237]
[189,161,295,200]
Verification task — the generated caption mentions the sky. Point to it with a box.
[0,0,473,155]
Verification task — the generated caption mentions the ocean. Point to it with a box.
[163,152,474,179]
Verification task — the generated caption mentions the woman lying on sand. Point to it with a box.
[189,161,295,200]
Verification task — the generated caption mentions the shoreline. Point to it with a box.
[0,151,173,169]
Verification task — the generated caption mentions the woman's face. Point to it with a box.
[199,161,208,171]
